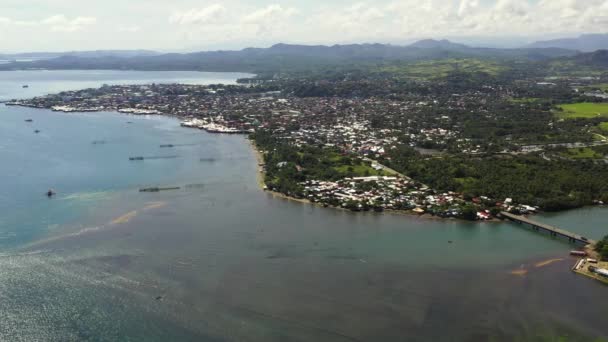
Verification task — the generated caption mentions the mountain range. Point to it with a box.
[528,34,608,52]
[0,39,605,74]
[0,50,159,61]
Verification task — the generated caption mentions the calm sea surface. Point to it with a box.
[0,70,606,341]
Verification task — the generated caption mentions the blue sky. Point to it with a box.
[0,0,606,52]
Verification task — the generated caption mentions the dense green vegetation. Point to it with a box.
[378,59,507,79]
[596,235,608,261]
[546,60,608,77]
[379,145,608,211]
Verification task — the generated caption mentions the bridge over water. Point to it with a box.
[500,211,596,245]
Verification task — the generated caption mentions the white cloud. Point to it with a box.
[2,0,608,51]
[306,2,390,41]
[42,15,97,32]
[241,4,297,36]
[169,5,226,25]
[118,25,141,33]
[0,14,96,32]
[458,0,480,17]
[168,3,298,44]
[242,4,297,24]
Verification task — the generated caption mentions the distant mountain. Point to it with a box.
[0,50,159,60]
[572,50,608,67]
[0,43,579,73]
[528,34,608,52]
[408,39,469,50]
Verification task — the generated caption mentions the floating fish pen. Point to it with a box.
[160,143,197,148]
[139,187,181,192]
[129,156,178,161]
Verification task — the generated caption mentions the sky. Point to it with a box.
[0,0,607,52]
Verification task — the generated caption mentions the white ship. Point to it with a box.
[180,118,206,128]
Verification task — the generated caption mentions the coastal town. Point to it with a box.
[5,65,608,222]
[4,2,608,339]
[5,81,561,220]
[8,70,608,218]
[7,79,608,286]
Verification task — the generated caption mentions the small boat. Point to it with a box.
[25,119,33,122]
[34,130,40,134]
[570,250,587,257]
[46,189,56,197]
[22,85,29,88]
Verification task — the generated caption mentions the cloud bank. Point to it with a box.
[1,0,607,51]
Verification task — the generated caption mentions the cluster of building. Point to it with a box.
[7,84,478,154]
[297,176,535,219]
[301,176,468,215]
[10,82,543,220]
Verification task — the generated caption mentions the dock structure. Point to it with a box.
[500,212,596,245]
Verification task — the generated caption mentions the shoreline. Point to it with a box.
[246,138,605,224]
[247,138,500,223]
[10,102,604,224]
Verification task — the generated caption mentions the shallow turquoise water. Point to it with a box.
[0,71,607,341]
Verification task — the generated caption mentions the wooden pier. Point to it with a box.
[500,212,596,245]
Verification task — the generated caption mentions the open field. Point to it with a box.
[509,97,543,104]
[334,163,386,177]
[556,103,608,119]
[561,147,604,159]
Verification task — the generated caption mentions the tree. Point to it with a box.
[460,205,478,221]
[595,235,608,261]
[601,245,608,261]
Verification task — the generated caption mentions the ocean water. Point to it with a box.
[0,70,253,101]
[0,71,607,341]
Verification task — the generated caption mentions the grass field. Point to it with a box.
[556,103,608,119]
[599,122,608,132]
[510,97,543,104]
[593,133,608,142]
[334,164,385,177]
[561,147,604,159]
